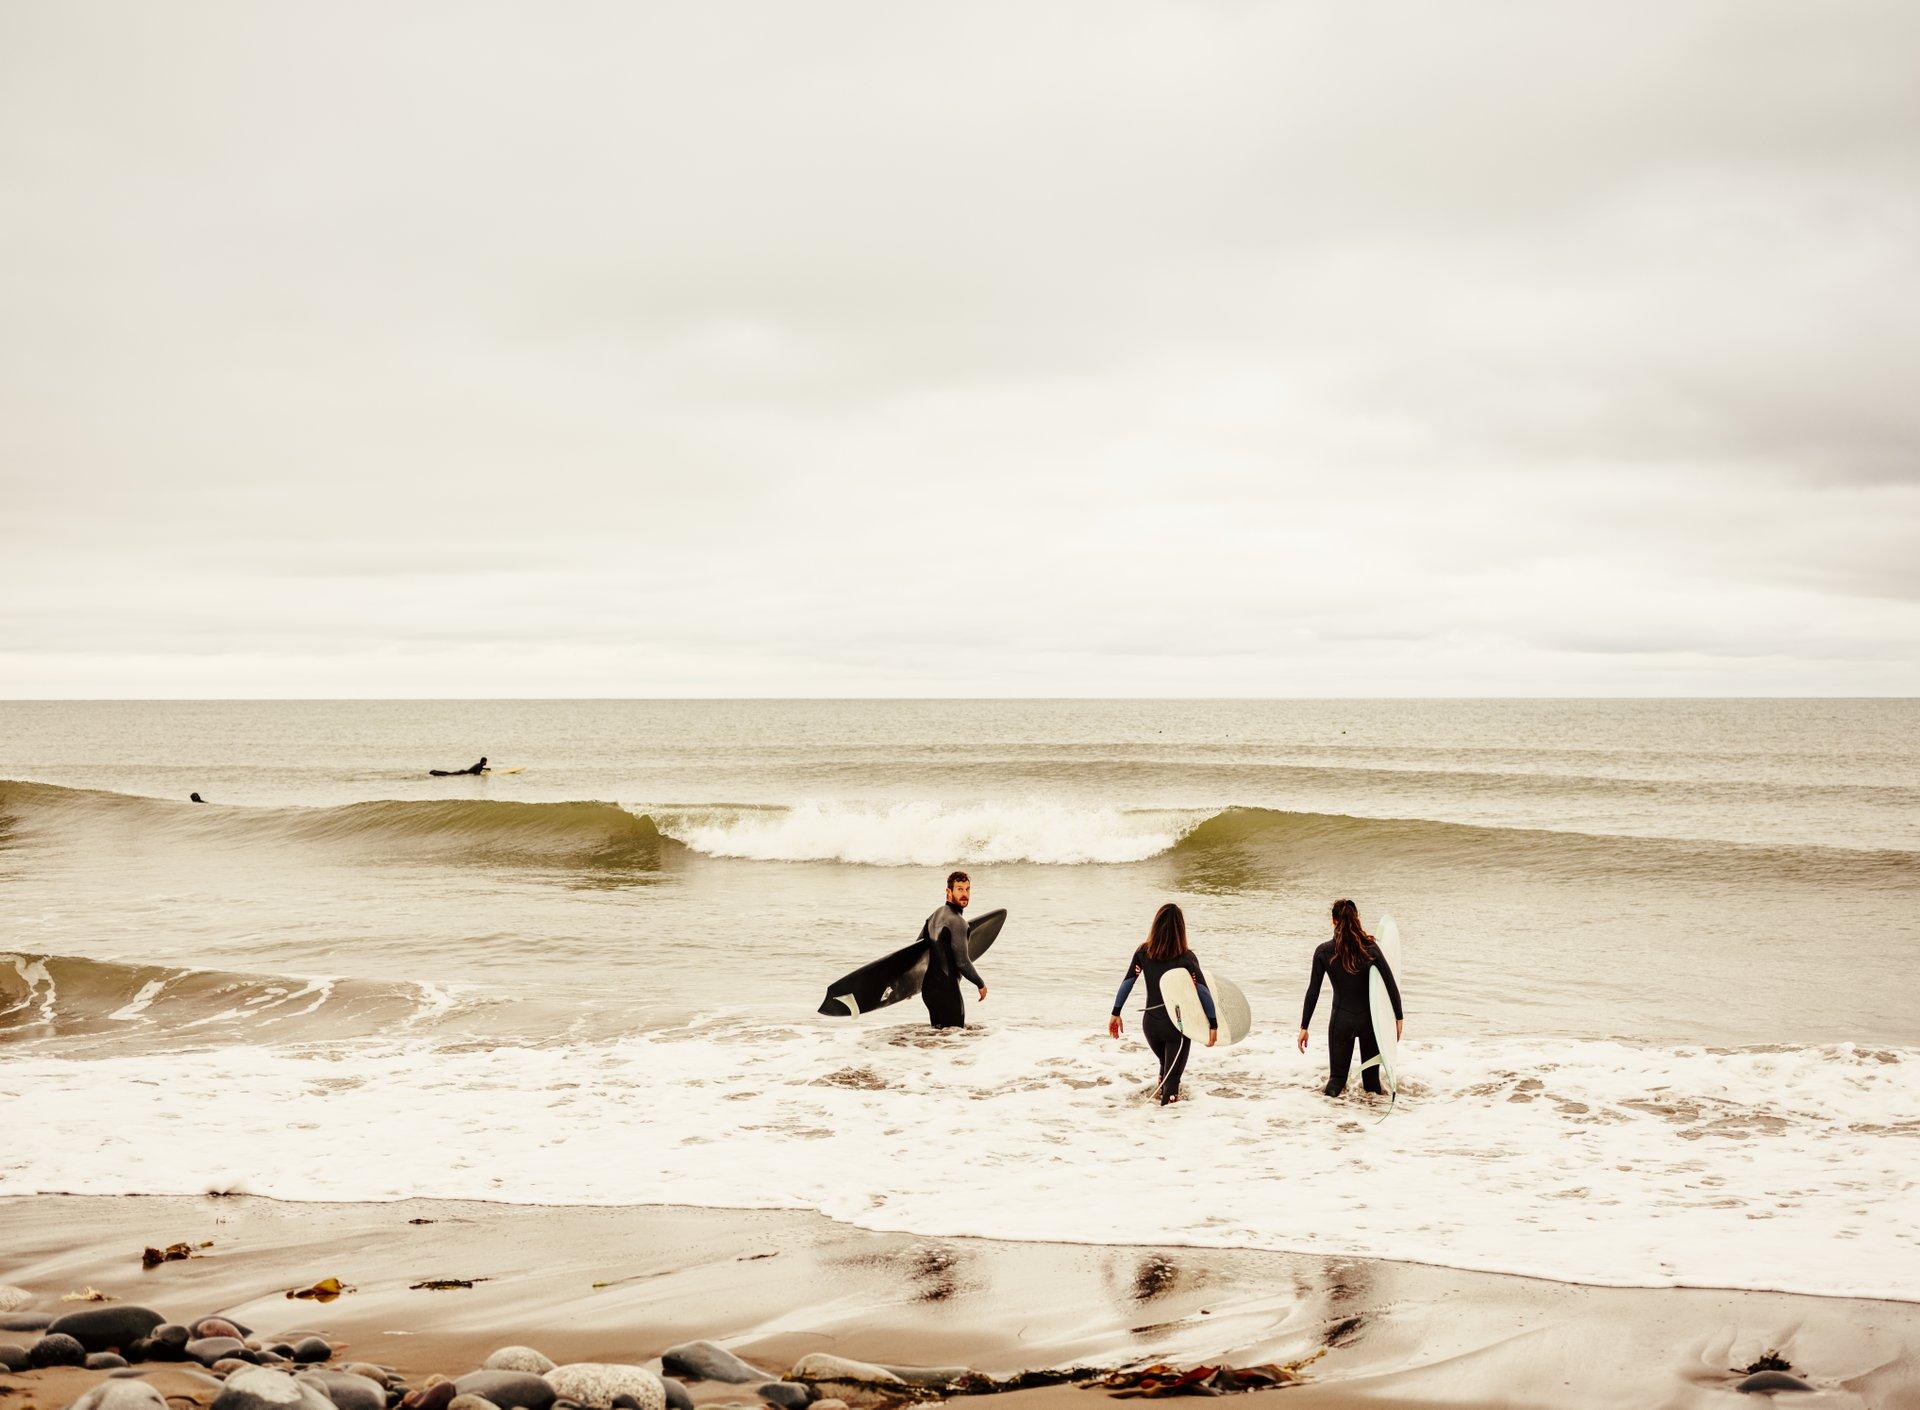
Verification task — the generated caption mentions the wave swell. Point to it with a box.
[0,780,662,866]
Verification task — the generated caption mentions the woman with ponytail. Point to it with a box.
[1109,902,1217,1105]
[1297,899,1402,1098]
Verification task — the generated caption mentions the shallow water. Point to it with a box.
[3,698,1916,1297]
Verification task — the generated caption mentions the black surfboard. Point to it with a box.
[817,909,1006,1017]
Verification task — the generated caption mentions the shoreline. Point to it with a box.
[4,1187,1909,1308]
[4,1196,1917,1409]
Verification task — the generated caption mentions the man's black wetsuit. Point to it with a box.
[1301,939,1402,1096]
[1113,947,1217,1103]
[920,902,983,1029]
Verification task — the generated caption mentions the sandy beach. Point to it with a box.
[3,1196,1917,1409]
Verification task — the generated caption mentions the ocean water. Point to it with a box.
[2,699,1916,1298]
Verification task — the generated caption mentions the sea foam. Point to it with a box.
[649,800,1205,866]
[2,1018,1913,1302]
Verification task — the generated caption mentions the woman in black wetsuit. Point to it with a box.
[1297,898,1402,1098]
[1109,903,1217,1105]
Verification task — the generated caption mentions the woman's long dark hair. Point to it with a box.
[1145,902,1189,962]
[1329,898,1376,973]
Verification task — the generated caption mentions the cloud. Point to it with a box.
[1,0,1916,696]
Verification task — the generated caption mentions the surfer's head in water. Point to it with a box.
[946,870,970,910]
[1144,902,1189,961]
[1329,898,1375,972]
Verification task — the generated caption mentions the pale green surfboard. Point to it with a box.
[1160,968,1254,1045]
[1364,913,1404,1093]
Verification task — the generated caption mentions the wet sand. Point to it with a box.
[3,1196,1917,1409]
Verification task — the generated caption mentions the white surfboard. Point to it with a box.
[1364,914,1403,1093]
[1374,913,1403,977]
[1160,969,1254,1046]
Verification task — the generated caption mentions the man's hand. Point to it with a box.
[1108,1014,1123,1039]
[977,985,989,1002]
[1206,1027,1218,1048]
[1296,1027,1310,1053]
[1396,1018,1404,1041]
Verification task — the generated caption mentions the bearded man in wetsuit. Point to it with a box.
[920,870,988,1029]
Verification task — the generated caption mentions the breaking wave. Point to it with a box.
[648,799,1198,865]
[4,779,1914,882]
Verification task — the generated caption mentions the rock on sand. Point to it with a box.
[1736,1370,1817,1394]
[786,1357,902,1386]
[544,1364,666,1410]
[755,1382,813,1409]
[401,1382,458,1410]
[299,1371,389,1410]
[48,1306,167,1354]
[484,1348,556,1376]
[659,1344,761,1384]
[29,1332,88,1368]
[140,1324,192,1361]
[70,1381,172,1410]
[188,1337,250,1367]
[213,1368,336,1410]
[454,1371,557,1410]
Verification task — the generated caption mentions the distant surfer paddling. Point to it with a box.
[429,756,489,777]
[1109,902,1216,1105]
[1298,898,1402,1098]
[919,870,988,1029]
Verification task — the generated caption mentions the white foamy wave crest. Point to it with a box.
[106,979,168,1022]
[3,1023,1915,1300]
[3,956,57,1024]
[650,801,1202,866]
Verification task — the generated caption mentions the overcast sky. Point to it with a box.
[3,1,1916,697]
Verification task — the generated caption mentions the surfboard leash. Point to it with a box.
[1149,1002,1191,1106]
[1359,1054,1398,1122]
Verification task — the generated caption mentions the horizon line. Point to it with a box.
[3,694,1916,705]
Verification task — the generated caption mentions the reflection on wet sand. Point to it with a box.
[0,1196,1914,1408]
